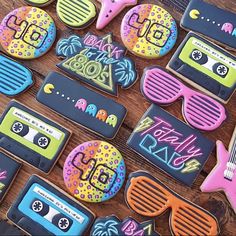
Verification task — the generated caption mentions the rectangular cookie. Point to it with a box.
[181,0,236,50]
[127,104,214,186]
[0,152,21,203]
[7,175,95,236]
[0,100,71,174]
[167,32,236,103]
[36,72,127,139]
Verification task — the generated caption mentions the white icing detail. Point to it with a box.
[67,97,70,100]
[212,21,215,24]
[201,16,204,19]
[218,23,221,26]
[12,108,62,140]
[33,186,85,223]
[56,91,60,95]
[24,127,38,142]
[44,206,59,222]
[192,39,236,69]
[207,18,210,21]
[62,94,65,97]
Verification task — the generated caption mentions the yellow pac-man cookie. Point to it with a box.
[56,0,97,29]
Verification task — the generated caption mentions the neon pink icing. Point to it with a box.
[96,0,137,30]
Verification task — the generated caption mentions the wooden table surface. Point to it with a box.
[0,0,236,235]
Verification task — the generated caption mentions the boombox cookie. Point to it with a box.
[181,0,236,50]
[56,0,97,29]
[90,215,159,236]
[0,6,56,59]
[125,171,219,236]
[63,140,126,203]
[36,72,127,139]
[201,126,236,213]
[120,4,178,59]
[96,0,137,30]
[7,175,95,235]
[127,104,214,186]
[0,54,33,96]
[24,0,55,6]
[141,66,226,131]
[0,101,71,174]
[0,152,21,203]
[56,33,137,96]
[167,32,236,103]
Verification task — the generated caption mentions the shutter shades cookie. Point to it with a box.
[127,104,214,186]
[37,72,127,139]
[96,0,137,30]
[181,0,236,50]
[7,175,95,236]
[125,171,219,236]
[0,101,71,174]
[0,6,56,59]
[0,152,21,203]
[56,33,137,96]
[56,0,97,29]
[141,66,226,131]
[120,4,178,59]
[0,54,33,96]
[63,140,126,203]
[167,32,236,103]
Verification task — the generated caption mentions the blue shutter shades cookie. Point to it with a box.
[0,101,71,174]
[0,152,21,203]
[181,0,236,50]
[36,72,127,139]
[127,104,214,186]
[7,175,95,236]
[56,33,138,96]
[0,54,33,96]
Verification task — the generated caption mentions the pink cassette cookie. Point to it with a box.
[63,140,126,203]
[120,4,178,59]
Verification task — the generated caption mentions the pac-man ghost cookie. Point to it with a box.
[0,152,21,203]
[120,4,178,59]
[90,215,159,236]
[0,54,33,96]
[63,140,126,203]
[125,171,220,236]
[24,0,55,7]
[0,6,56,59]
[96,0,137,30]
[56,0,97,29]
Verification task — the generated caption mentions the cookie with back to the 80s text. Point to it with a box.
[36,72,127,139]
[56,33,138,96]
[181,0,236,51]
[7,175,95,236]
[120,4,178,59]
[0,100,71,174]
[167,32,236,104]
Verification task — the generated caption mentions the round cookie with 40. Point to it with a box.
[120,4,178,59]
[63,140,126,203]
[0,6,56,59]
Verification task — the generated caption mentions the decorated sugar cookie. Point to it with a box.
[56,0,97,29]
[63,140,126,203]
[120,4,178,59]
[0,6,56,59]
[24,0,55,7]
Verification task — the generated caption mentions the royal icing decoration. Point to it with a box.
[96,0,137,30]
[63,140,126,203]
[120,4,178,59]
[127,104,214,186]
[56,33,137,96]
[56,0,97,29]
[201,126,236,213]
[24,0,55,6]
[0,6,56,59]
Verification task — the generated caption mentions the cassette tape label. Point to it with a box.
[8,175,94,235]
[0,101,71,173]
[179,37,236,88]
